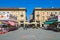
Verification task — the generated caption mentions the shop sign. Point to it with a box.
[0,13,9,20]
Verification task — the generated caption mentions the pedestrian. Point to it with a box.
[23,24,27,30]
[25,24,27,30]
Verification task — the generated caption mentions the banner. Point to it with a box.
[58,15,60,21]
[0,13,9,20]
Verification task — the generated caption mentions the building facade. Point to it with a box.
[0,8,27,26]
[29,14,34,22]
[30,14,33,20]
[33,8,60,27]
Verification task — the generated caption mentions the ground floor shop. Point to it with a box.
[0,20,18,34]
[20,22,40,28]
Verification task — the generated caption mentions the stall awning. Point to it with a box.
[44,21,54,24]
[56,21,60,23]
[8,21,16,26]
[44,19,57,24]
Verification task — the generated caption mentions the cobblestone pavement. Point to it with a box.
[0,28,60,40]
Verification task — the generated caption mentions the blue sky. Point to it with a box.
[0,0,60,21]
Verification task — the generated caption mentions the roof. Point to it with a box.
[34,8,60,11]
[0,8,26,11]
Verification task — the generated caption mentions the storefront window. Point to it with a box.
[58,23,60,27]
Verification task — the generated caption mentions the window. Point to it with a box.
[55,12,57,14]
[0,12,5,15]
[59,12,60,15]
[47,16,48,18]
[37,11,40,15]
[3,12,5,13]
[47,12,49,16]
[21,11,24,15]
[20,21,24,23]
[50,12,55,16]
[20,11,24,17]
[21,15,23,17]
[43,16,44,20]
[7,14,9,17]
[36,21,40,23]
[36,15,39,17]
[58,23,60,27]
[10,14,17,20]
[36,14,39,21]
[51,12,55,14]
[51,12,53,16]
[43,12,44,16]
[37,11,39,14]
[37,11,40,16]
[21,18,24,20]
[7,12,9,13]
[51,12,53,14]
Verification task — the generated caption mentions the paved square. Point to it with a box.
[0,28,60,40]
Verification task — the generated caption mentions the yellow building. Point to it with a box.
[0,8,27,26]
[33,8,60,27]
[30,14,33,20]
